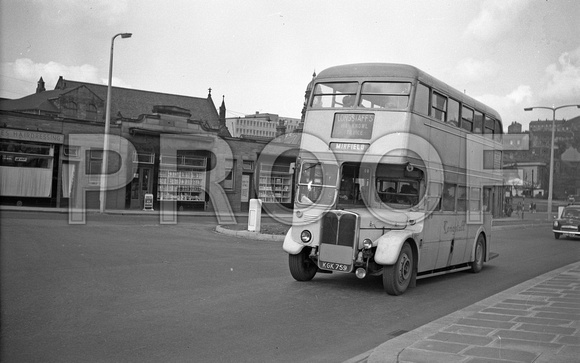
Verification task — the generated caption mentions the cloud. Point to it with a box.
[464,0,529,42]
[476,85,533,125]
[454,58,499,83]
[507,85,533,104]
[0,58,130,99]
[540,46,580,100]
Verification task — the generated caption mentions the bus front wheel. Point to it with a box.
[383,242,413,296]
[288,248,317,281]
[471,235,485,273]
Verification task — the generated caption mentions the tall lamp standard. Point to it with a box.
[524,104,580,220]
[100,32,132,213]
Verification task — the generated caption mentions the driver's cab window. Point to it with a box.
[337,163,369,207]
[296,162,338,206]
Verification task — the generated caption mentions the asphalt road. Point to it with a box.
[1,211,578,363]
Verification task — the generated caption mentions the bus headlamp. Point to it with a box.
[363,238,373,249]
[553,221,560,228]
[300,230,312,243]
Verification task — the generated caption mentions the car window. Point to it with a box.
[563,208,580,218]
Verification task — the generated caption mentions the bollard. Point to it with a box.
[248,199,262,232]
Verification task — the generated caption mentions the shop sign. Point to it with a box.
[0,129,64,144]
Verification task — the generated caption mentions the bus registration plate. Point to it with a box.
[320,261,350,272]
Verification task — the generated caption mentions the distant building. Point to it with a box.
[226,112,300,139]
[507,121,522,134]
[503,115,580,199]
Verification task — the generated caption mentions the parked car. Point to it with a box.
[553,204,580,239]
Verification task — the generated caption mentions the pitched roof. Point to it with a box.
[0,89,64,113]
[55,77,221,128]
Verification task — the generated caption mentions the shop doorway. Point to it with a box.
[130,167,153,209]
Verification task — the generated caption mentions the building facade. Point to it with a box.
[226,112,301,139]
[503,117,580,198]
[0,78,301,214]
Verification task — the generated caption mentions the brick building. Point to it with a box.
[0,78,301,213]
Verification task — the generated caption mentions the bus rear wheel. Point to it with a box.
[288,248,317,281]
[383,243,413,296]
[471,235,485,273]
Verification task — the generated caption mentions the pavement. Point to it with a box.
[4,205,578,363]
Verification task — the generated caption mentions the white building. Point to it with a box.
[226,112,301,139]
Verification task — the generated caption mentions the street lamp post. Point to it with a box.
[524,104,580,220]
[100,32,132,213]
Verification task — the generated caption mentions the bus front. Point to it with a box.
[283,65,431,295]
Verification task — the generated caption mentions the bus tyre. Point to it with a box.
[383,243,413,296]
[289,248,317,281]
[471,235,485,273]
[554,232,561,240]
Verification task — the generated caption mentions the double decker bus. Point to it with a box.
[283,63,503,295]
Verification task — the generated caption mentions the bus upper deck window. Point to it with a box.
[311,82,358,108]
[359,82,411,110]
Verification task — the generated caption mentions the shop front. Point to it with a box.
[0,128,64,207]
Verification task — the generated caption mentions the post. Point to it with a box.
[100,33,132,213]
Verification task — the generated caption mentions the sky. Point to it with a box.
[1,0,579,131]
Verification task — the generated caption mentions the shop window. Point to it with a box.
[133,152,155,164]
[64,146,79,157]
[242,160,254,171]
[222,159,236,190]
[0,140,53,168]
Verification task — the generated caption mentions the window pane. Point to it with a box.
[457,186,467,211]
[470,187,481,211]
[473,111,484,134]
[361,82,411,94]
[414,83,430,116]
[461,106,473,131]
[495,120,503,141]
[359,82,410,110]
[313,82,358,95]
[448,99,460,126]
[432,92,447,121]
[442,183,456,211]
[312,82,358,108]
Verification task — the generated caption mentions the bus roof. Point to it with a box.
[315,63,502,121]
